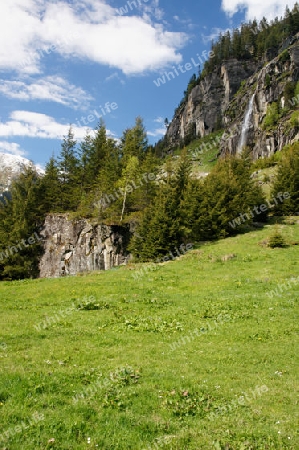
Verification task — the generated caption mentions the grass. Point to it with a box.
[168,131,222,175]
[0,221,299,449]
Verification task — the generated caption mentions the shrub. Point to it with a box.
[289,110,299,129]
[262,102,280,130]
[265,74,271,87]
[268,229,286,248]
[279,49,290,62]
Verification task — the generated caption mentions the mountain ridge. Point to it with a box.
[0,152,44,195]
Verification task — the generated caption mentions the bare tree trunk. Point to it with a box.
[120,185,127,222]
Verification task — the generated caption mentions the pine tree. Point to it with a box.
[197,155,267,239]
[272,142,299,215]
[57,127,80,211]
[38,156,61,212]
[79,131,94,192]
[0,167,44,280]
[121,117,148,165]
[130,150,191,260]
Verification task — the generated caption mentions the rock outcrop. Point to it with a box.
[39,214,131,278]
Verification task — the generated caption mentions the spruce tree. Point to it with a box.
[57,127,80,211]
[130,150,191,260]
[0,167,43,280]
[198,155,267,239]
[272,142,299,215]
[38,156,61,213]
[121,117,148,165]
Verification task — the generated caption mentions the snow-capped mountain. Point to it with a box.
[0,152,44,194]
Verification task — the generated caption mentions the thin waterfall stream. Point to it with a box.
[238,93,255,152]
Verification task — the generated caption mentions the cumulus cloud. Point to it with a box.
[221,0,297,20]
[0,110,106,141]
[147,129,166,137]
[148,116,166,136]
[147,128,166,137]
[0,141,26,156]
[142,0,164,21]
[0,0,188,75]
[0,76,93,110]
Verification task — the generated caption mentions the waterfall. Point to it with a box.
[238,93,255,152]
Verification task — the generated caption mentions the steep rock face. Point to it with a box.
[39,214,131,278]
[165,59,259,147]
[166,35,299,158]
[220,38,299,157]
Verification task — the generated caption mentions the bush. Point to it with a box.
[279,49,290,62]
[289,110,299,129]
[265,74,271,87]
[283,81,296,106]
[268,229,286,248]
[262,102,280,130]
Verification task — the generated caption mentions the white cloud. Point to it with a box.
[0,76,93,110]
[148,117,166,136]
[105,72,125,85]
[147,127,166,137]
[154,116,165,124]
[0,141,26,156]
[0,110,105,141]
[0,0,188,75]
[142,0,164,21]
[221,0,297,20]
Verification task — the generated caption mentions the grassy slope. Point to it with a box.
[173,131,222,175]
[0,222,298,449]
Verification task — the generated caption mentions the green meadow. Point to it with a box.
[0,221,298,449]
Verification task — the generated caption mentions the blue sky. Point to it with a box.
[0,0,296,167]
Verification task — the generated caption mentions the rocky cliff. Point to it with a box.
[39,214,131,278]
[166,59,259,147]
[165,34,299,158]
[220,38,299,158]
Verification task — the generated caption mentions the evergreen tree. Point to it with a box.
[38,156,61,212]
[85,120,108,186]
[0,167,43,280]
[57,127,80,211]
[130,151,191,260]
[79,131,94,192]
[272,142,299,215]
[197,155,267,239]
[121,117,148,165]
